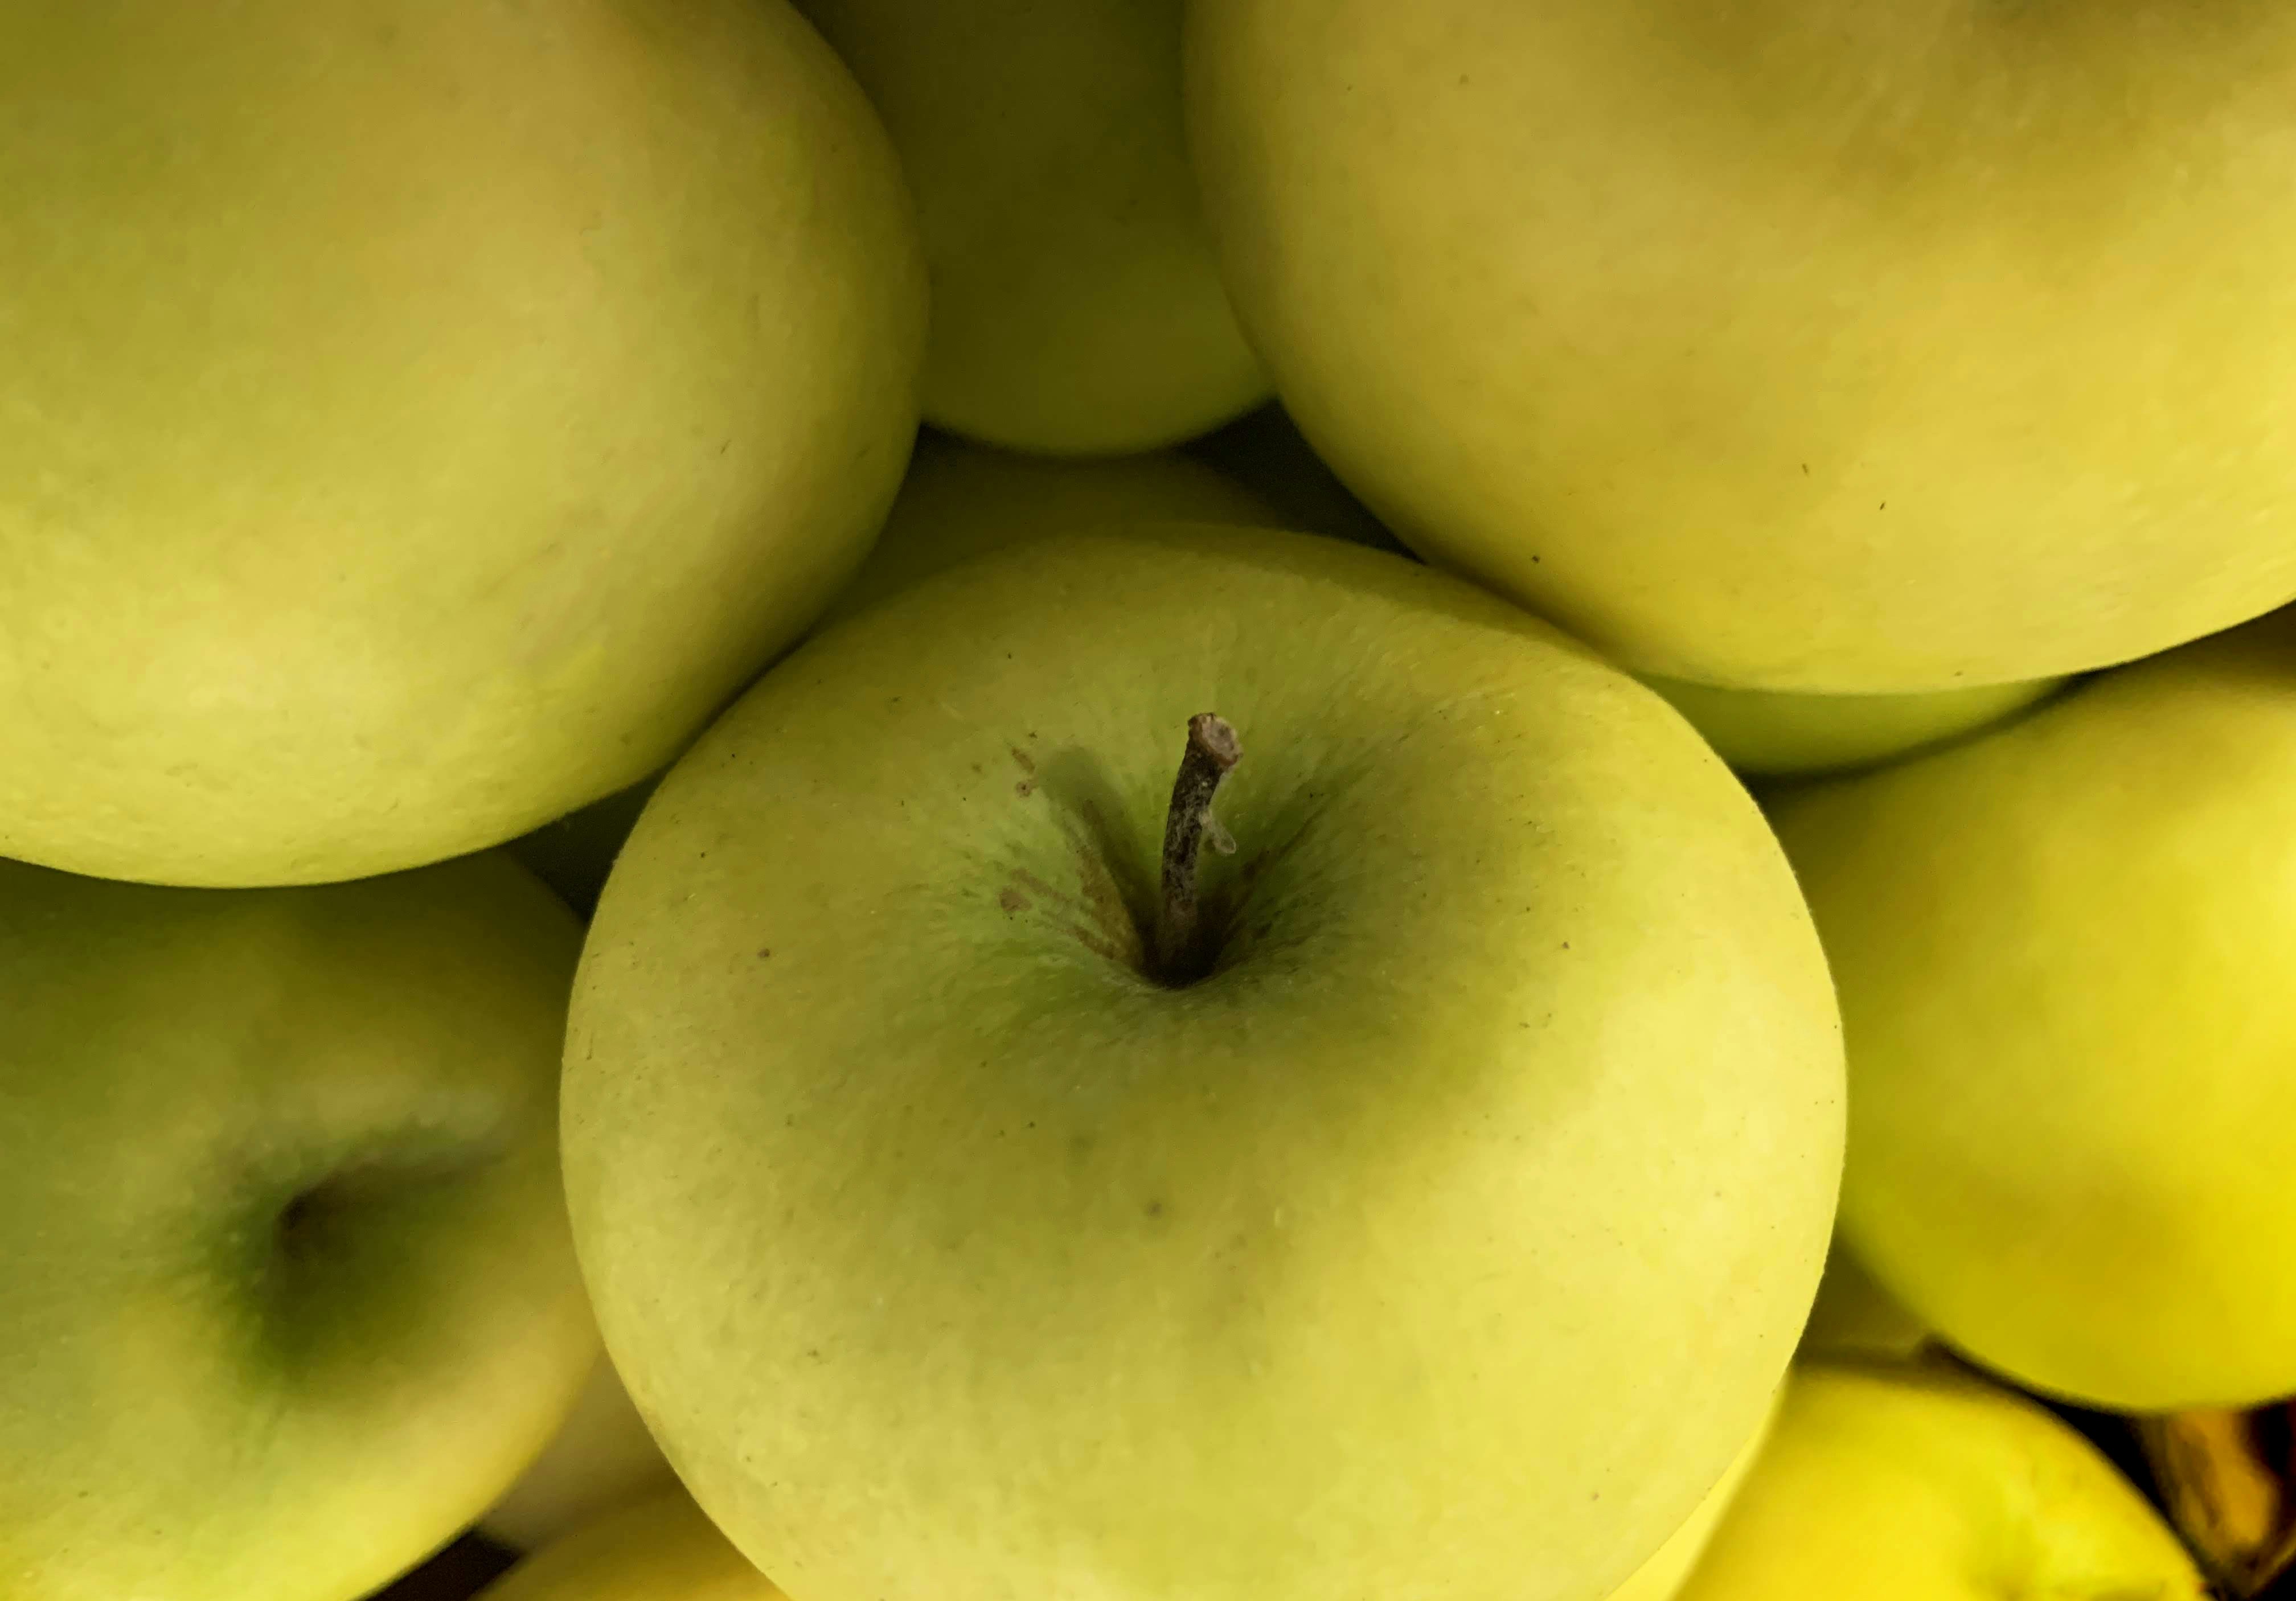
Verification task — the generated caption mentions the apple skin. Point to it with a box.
[1606,1390,1780,1601]
[1672,1362,2204,1601]
[0,852,596,1601]
[790,0,1268,454]
[1794,1235,1930,1364]
[0,0,925,888]
[563,524,1844,1601]
[1769,606,2296,1410]
[476,1488,781,1601]
[1648,677,2068,781]
[814,431,1282,629]
[477,1353,681,1554]
[1183,0,2296,691]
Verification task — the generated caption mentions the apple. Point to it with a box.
[1607,1390,1778,1601]
[1768,606,2296,1410]
[478,1353,680,1555]
[1671,1362,2204,1601]
[562,524,1844,1601]
[814,430,1282,628]
[1184,404,1413,557]
[1795,1234,1930,1364]
[0,0,926,888]
[0,851,596,1601]
[475,1488,780,1601]
[790,0,1267,454]
[1183,0,2296,691]
[1647,678,2069,782]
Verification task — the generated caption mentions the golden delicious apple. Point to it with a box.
[791,0,1267,454]
[479,1353,680,1555]
[1795,1234,1931,1364]
[1770,607,2296,1409]
[564,526,1844,1601]
[814,430,1280,627]
[1184,1,2296,691]
[0,0,925,888]
[0,852,595,1601]
[475,1488,779,1601]
[1649,677,2068,781]
[1673,1363,2204,1600]
[1607,1390,1780,1601]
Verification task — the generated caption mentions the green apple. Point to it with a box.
[1647,678,2069,781]
[1673,1362,2204,1600]
[479,1352,680,1554]
[477,1488,780,1601]
[0,0,926,889]
[0,852,595,1601]
[1769,607,2296,1410]
[1795,1234,1930,1364]
[563,524,1844,1601]
[814,430,1281,628]
[1184,0,2296,692]
[1184,404,1413,557]
[1607,1390,1779,1601]
[792,0,1268,454]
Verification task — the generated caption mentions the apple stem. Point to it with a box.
[1153,712,1243,983]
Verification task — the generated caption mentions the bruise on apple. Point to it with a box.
[2140,1403,2296,1598]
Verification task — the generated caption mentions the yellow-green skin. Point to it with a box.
[1650,678,2067,781]
[479,1354,680,1554]
[1770,607,2296,1410]
[815,430,1282,627]
[0,0,925,888]
[510,436,1275,916]
[1675,1364,2204,1600]
[1795,1234,1931,1364]
[1184,0,2296,691]
[792,0,1268,454]
[564,526,1845,1601]
[478,1489,783,1601]
[1606,1389,1780,1601]
[0,853,595,1601]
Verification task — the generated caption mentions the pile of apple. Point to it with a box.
[9,4,2296,1601]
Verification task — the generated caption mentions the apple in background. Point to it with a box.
[1184,403,1414,557]
[0,0,925,888]
[0,852,596,1601]
[1184,0,2296,692]
[1794,1234,1930,1364]
[1769,606,2296,1410]
[1671,1362,2205,1601]
[478,1354,680,1555]
[813,430,1281,627]
[789,0,1267,454]
[1607,1390,1780,1601]
[476,1488,782,1601]
[1648,677,2068,782]
[563,525,1843,1601]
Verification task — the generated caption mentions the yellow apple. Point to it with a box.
[475,1488,780,1601]
[1184,0,2296,691]
[0,0,925,887]
[564,525,1844,1601]
[1649,677,2068,781]
[1674,1363,2204,1600]
[0,852,595,1600]
[478,1352,680,1555]
[1770,607,2296,1409]
[791,0,1267,454]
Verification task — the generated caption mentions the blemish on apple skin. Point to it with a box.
[1011,746,1036,774]
[998,888,1028,914]
[757,947,772,959]
[1015,779,1036,797]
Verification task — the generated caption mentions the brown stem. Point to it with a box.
[1153,712,1242,983]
